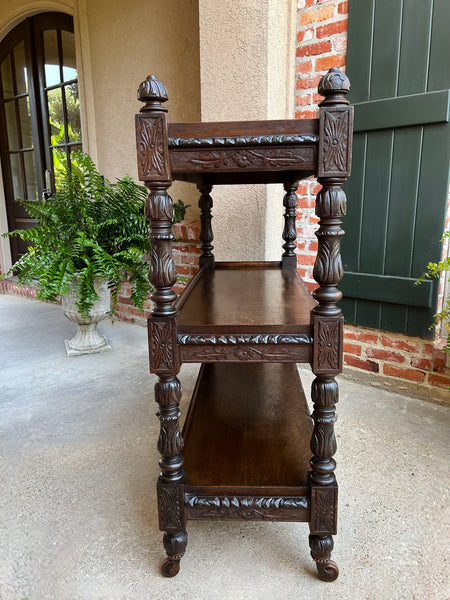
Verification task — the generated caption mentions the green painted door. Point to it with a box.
[340,0,450,337]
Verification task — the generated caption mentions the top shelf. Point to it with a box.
[167,119,319,185]
[136,69,353,186]
[168,118,319,141]
[176,262,316,335]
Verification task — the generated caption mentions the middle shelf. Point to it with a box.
[174,262,316,364]
[176,262,316,334]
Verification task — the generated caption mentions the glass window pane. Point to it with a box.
[5,100,19,150]
[1,54,14,99]
[65,83,81,141]
[61,31,77,82]
[9,153,23,200]
[23,151,38,200]
[18,96,33,148]
[13,41,28,94]
[52,146,68,188]
[47,87,65,144]
[43,30,60,87]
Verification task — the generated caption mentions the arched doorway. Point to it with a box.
[0,12,82,265]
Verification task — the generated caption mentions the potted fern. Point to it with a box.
[2,151,152,355]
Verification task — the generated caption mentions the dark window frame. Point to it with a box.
[0,12,81,264]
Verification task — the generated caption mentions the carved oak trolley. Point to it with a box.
[135,67,353,582]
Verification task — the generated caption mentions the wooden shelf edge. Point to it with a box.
[174,265,207,311]
[176,262,316,336]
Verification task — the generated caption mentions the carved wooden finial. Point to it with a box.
[318,67,350,106]
[137,75,169,112]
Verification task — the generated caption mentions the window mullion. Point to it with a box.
[26,16,45,201]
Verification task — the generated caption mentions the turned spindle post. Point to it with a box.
[136,75,187,577]
[282,181,299,269]
[309,67,353,583]
[198,183,214,268]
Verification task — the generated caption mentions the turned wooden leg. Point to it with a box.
[155,375,186,577]
[309,375,339,581]
[161,531,188,577]
[309,65,352,578]
[136,76,190,578]
[309,534,339,582]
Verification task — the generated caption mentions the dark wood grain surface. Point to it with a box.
[168,118,319,139]
[136,68,352,579]
[177,263,316,334]
[182,363,313,488]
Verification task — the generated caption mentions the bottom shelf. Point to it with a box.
[182,362,313,493]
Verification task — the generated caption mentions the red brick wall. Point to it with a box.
[295,0,449,395]
[0,279,39,299]
[344,325,450,391]
[171,220,201,295]
[295,0,348,289]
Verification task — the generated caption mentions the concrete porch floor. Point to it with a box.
[0,294,448,600]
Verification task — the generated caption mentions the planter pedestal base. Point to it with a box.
[64,327,111,356]
[62,278,112,357]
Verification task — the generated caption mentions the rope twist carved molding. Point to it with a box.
[185,495,309,520]
[169,134,318,148]
[177,333,313,345]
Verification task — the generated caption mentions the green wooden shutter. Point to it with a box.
[340,0,450,337]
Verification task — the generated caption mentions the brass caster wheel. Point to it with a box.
[316,559,339,582]
[161,557,180,577]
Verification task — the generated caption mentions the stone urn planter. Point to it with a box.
[61,278,112,356]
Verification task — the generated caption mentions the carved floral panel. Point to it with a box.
[311,487,337,535]
[171,146,315,172]
[313,317,343,374]
[136,115,170,181]
[181,344,310,363]
[150,320,177,373]
[318,107,352,178]
[158,483,184,530]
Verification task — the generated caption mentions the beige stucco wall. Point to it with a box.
[198,0,297,261]
[0,0,201,272]
[79,0,200,183]
[0,0,295,270]
[78,0,201,219]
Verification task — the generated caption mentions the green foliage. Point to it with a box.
[3,151,151,317]
[173,199,190,223]
[416,230,450,351]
